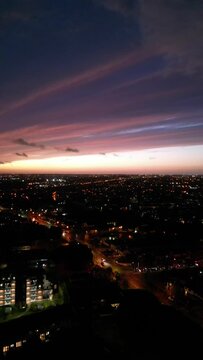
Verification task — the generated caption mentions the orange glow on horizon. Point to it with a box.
[0,145,202,174]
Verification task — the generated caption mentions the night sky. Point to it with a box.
[1,0,203,174]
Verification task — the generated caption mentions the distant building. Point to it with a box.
[0,276,16,306]
[26,279,43,304]
[0,273,55,307]
[26,275,53,305]
[52,191,57,201]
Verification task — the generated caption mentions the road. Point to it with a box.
[92,247,170,304]
[25,213,177,305]
[25,212,203,327]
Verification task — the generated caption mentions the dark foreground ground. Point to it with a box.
[1,288,203,360]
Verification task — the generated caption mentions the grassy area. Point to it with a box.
[0,281,70,323]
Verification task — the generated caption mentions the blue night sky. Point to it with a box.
[0,0,203,174]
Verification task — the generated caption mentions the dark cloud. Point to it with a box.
[99,152,106,155]
[65,147,79,153]
[1,12,29,23]
[0,161,12,164]
[14,138,45,149]
[15,152,28,157]
[95,0,137,16]
[140,0,203,74]
[113,153,119,157]
[149,156,156,160]
[0,0,52,24]
[97,0,203,74]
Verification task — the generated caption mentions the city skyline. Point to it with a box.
[1,0,203,174]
